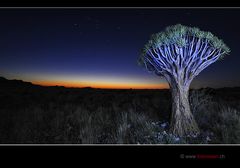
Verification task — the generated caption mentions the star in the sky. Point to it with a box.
[73,23,81,28]
[116,26,121,30]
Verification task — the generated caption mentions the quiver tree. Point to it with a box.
[138,24,230,137]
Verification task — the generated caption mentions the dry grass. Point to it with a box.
[0,87,240,144]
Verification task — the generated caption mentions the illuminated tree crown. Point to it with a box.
[138,24,230,87]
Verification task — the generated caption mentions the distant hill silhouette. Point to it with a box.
[0,76,95,90]
[0,76,35,88]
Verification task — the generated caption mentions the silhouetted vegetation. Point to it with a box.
[0,76,240,144]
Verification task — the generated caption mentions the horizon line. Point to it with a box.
[33,82,168,90]
[1,76,240,90]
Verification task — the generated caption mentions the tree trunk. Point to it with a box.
[169,81,200,137]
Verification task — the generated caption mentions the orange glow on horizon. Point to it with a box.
[32,80,169,89]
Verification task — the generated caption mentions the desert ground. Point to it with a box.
[0,76,240,144]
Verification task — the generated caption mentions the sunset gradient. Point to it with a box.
[0,9,239,89]
[32,80,168,89]
[28,74,169,89]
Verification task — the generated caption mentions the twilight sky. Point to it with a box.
[0,8,240,89]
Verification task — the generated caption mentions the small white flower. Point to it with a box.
[175,137,180,141]
[161,123,167,128]
[151,122,156,126]
[206,136,211,141]
[192,134,198,138]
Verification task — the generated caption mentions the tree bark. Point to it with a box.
[169,80,200,137]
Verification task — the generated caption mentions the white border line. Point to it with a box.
[0,7,240,8]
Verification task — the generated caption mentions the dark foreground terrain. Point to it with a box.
[0,76,240,144]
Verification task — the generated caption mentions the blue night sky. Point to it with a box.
[0,8,240,89]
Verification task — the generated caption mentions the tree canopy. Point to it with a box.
[138,24,230,67]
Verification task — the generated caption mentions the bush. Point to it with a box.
[191,92,240,144]
[115,109,155,144]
